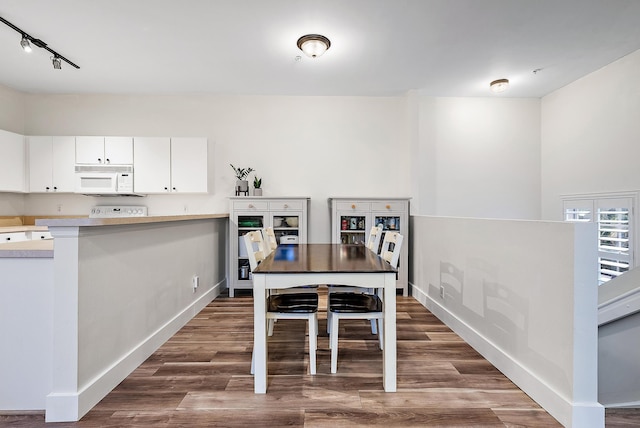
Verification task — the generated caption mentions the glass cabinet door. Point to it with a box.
[236,214,265,281]
[338,214,367,244]
[271,213,301,244]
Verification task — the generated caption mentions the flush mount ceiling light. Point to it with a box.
[0,15,80,69]
[490,78,509,93]
[297,34,331,58]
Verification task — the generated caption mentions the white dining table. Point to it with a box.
[251,243,398,393]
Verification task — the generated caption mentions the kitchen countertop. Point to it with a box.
[0,238,54,258]
[37,213,229,227]
[0,225,49,234]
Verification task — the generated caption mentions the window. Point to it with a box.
[563,195,635,285]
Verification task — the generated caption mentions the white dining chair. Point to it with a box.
[262,226,278,256]
[244,230,318,375]
[327,224,384,334]
[366,224,384,253]
[327,231,403,374]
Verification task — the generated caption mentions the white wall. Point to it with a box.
[0,84,25,133]
[410,215,603,427]
[413,96,541,219]
[541,49,640,220]
[14,94,410,243]
[0,257,53,410]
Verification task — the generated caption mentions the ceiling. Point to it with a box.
[1,0,640,98]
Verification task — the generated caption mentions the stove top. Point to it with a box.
[90,205,148,218]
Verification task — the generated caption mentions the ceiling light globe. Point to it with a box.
[297,34,331,58]
[490,78,509,93]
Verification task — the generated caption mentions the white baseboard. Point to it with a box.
[410,282,604,428]
[46,279,224,423]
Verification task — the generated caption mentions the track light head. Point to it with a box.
[20,34,32,52]
[51,55,62,70]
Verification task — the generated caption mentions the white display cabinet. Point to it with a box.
[329,197,410,296]
[228,197,309,297]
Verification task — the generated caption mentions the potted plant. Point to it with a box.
[253,176,262,196]
[230,164,254,194]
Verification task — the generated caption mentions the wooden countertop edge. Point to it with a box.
[36,213,229,227]
[0,225,49,233]
[0,239,54,258]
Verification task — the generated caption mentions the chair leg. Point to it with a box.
[250,348,255,375]
[378,318,384,350]
[370,319,377,335]
[268,319,275,336]
[308,314,317,375]
[330,314,339,374]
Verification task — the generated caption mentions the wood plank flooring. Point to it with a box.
[1,291,638,427]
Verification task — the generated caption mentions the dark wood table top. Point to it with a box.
[254,244,397,274]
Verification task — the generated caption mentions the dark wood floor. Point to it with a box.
[2,291,639,427]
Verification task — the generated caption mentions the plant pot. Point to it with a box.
[254,188,262,196]
[236,179,249,192]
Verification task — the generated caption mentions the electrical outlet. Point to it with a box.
[192,275,199,292]
[440,285,445,299]
[57,204,62,212]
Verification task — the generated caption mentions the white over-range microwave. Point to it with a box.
[75,165,139,196]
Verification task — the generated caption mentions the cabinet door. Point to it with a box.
[271,212,303,244]
[170,137,208,193]
[28,136,54,192]
[133,137,171,193]
[336,211,369,244]
[104,137,133,164]
[75,136,105,164]
[52,137,76,192]
[235,213,267,283]
[0,129,25,192]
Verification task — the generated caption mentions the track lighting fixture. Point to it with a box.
[20,34,32,52]
[0,15,80,69]
[51,55,62,70]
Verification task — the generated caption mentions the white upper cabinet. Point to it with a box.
[133,137,171,193]
[170,137,208,193]
[76,136,133,165]
[0,129,26,193]
[133,137,207,194]
[28,136,76,193]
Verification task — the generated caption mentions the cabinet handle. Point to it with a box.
[45,186,50,191]
[6,237,10,241]
[351,204,356,209]
[284,204,289,208]
[248,204,254,209]
[98,158,102,163]
[164,187,169,191]
[106,158,110,164]
[386,204,391,209]
[172,187,176,191]
[53,187,58,191]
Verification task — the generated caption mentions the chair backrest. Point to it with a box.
[243,230,267,271]
[366,225,383,253]
[262,226,278,256]
[380,231,403,269]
